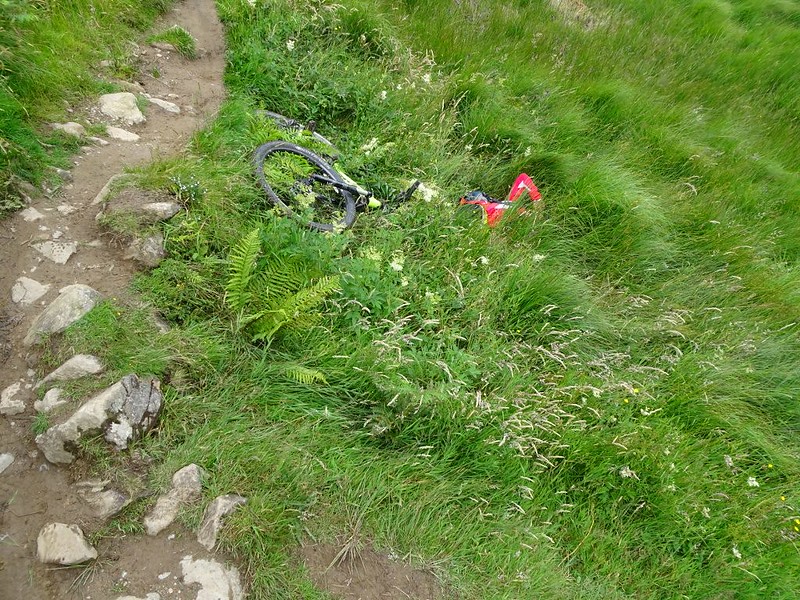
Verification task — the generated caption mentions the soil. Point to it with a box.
[0,2,444,599]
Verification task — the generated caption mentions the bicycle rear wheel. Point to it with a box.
[254,141,356,232]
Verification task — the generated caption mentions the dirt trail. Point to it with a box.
[0,1,228,598]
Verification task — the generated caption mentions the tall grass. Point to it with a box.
[51,0,800,598]
[0,0,172,213]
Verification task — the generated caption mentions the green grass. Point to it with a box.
[0,0,173,215]
[39,0,800,598]
[147,25,197,59]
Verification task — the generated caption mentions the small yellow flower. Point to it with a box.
[781,496,786,501]
[623,398,629,404]
[795,519,800,525]
[768,463,773,469]
[633,388,640,394]
[795,526,799,532]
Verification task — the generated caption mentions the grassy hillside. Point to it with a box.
[0,0,172,212]
[51,0,800,598]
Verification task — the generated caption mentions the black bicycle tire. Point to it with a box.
[254,110,338,150]
[254,141,356,232]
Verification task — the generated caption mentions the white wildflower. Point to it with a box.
[379,90,387,101]
[360,137,379,153]
[464,144,473,152]
[246,0,256,6]
[478,256,489,265]
[417,182,439,203]
[531,254,546,262]
[286,39,295,51]
[422,73,431,84]
[400,277,409,287]
[732,546,742,559]
[389,251,405,272]
[619,466,639,479]
[701,507,711,519]
[747,476,759,487]
[666,484,677,492]
[724,455,734,468]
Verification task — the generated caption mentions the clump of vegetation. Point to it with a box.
[148,25,197,59]
[49,0,800,598]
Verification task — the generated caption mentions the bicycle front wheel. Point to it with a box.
[254,141,356,232]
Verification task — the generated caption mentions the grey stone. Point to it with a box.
[197,494,247,550]
[75,479,130,519]
[148,97,180,114]
[23,284,101,346]
[11,277,50,305]
[151,42,176,52]
[99,92,145,125]
[20,207,44,222]
[87,136,110,146]
[140,202,181,221]
[0,453,14,474]
[181,555,243,600]
[35,374,162,464]
[57,204,78,216]
[117,595,161,600]
[36,523,97,565]
[36,354,104,388]
[54,167,73,181]
[144,464,204,536]
[0,382,26,415]
[106,126,141,142]
[33,240,78,264]
[34,388,68,413]
[51,122,86,137]
[92,173,128,206]
[125,233,165,268]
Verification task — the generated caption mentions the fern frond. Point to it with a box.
[225,229,261,312]
[247,275,340,342]
[285,365,328,385]
[253,259,306,303]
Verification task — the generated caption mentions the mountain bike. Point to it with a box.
[253,113,420,232]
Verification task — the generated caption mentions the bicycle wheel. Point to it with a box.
[254,141,356,232]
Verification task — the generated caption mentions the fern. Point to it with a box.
[285,365,328,385]
[225,229,261,312]
[225,229,340,344]
[250,275,340,342]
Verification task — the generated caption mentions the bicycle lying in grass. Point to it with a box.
[253,112,420,232]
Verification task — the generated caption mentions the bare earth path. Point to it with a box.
[0,1,228,598]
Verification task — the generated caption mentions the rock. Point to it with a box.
[117,595,161,600]
[92,173,128,206]
[36,354,104,388]
[144,464,204,536]
[197,494,247,550]
[57,204,78,216]
[35,374,163,464]
[75,479,130,519]
[180,556,243,600]
[99,92,145,125]
[140,202,181,221]
[36,523,98,565]
[0,453,14,474]
[0,382,26,415]
[34,388,68,413]
[11,277,51,305]
[23,284,101,346]
[54,167,73,181]
[125,233,166,268]
[33,240,78,264]
[148,97,181,114]
[51,122,86,137]
[88,136,110,146]
[20,207,44,222]
[151,42,176,52]
[106,126,141,142]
